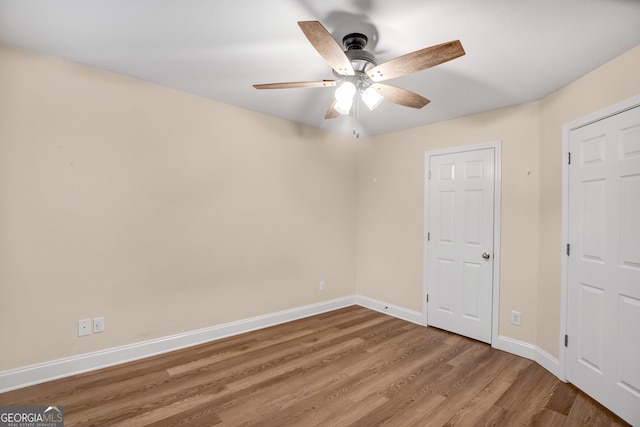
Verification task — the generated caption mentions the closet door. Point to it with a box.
[566,105,640,426]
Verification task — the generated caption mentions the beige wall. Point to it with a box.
[1,42,639,373]
[356,44,640,358]
[0,45,359,371]
[356,102,541,344]
[536,44,640,356]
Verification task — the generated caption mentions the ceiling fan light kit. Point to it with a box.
[334,81,356,114]
[253,20,465,123]
[362,86,384,111]
[333,35,383,115]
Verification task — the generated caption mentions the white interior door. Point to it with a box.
[566,105,640,425]
[426,147,496,344]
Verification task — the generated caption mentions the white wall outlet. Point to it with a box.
[511,311,522,326]
[319,281,325,291]
[93,317,105,333]
[78,319,91,337]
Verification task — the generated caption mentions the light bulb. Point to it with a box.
[362,86,384,111]
[334,81,356,115]
[334,98,353,115]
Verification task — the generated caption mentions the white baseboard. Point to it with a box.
[355,295,424,325]
[0,296,563,393]
[0,296,356,393]
[535,346,561,379]
[493,335,562,379]
[493,335,536,360]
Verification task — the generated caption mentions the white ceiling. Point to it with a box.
[1,0,640,137]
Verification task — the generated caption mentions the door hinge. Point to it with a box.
[564,334,568,347]
[427,232,431,241]
[568,152,571,165]
[566,243,571,256]
[426,294,429,303]
[428,170,431,180]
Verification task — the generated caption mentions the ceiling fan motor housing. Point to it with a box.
[338,33,377,75]
[342,33,368,50]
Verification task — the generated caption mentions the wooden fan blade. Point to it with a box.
[371,83,430,109]
[325,100,340,119]
[368,40,465,82]
[253,80,336,90]
[298,21,355,76]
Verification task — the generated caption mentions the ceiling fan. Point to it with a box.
[254,21,465,120]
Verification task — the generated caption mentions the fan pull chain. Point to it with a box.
[352,95,360,139]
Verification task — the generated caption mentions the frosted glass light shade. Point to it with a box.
[362,86,384,110]
[334,98,353,115]
[334,81,356,115]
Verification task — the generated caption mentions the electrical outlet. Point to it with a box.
[319,281,325,291]
[78,319,91,337]
[93,317,105,333]
[511,311,522,326]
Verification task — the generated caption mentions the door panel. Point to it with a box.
[619,295,640,398]
[567,105,640,425]
[462,262,481,319]
[436,258,454,313]
[427,147,495,343]
[581,179,605,261]
[620,175,640,268]
[577,283,604,374]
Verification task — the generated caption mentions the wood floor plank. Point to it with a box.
[0,306,630,426]
[111,393,223,426]
[545,380,579,416]
[215,337,378,424]
[565,391,628,427]
[440,357,530,426]
[409,346,515,426]
[166,329,315,376]
[342,341,480,425]
[507,365,559,425]
[532,408,569,426]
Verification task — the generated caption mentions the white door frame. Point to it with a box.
[560,93,640,381]
[423,140,502,344]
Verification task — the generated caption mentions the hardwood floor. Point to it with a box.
[0,306,629,426]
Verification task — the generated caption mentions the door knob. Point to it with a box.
[482,252,491,260]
